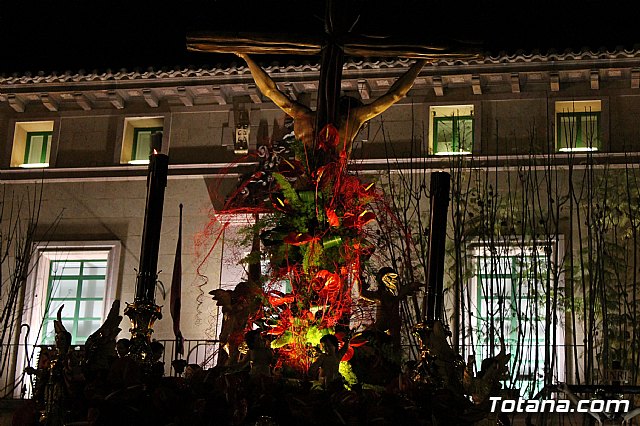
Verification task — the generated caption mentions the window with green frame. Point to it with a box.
[557,111,600,152]
[433,114,474,155]
[24,131,52,166]
[132,127,162,162]
[41,259,108,345]
[474,247,550,397]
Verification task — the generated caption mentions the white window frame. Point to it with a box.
[119,116,165,164]
[14,241,120,398]
[462,238,566,398]
[10,121,55,168]
[429,105,475,156]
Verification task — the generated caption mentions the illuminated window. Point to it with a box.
[11,121,54,167]
[430,105,474,155]
[24,132,52,166]
[555,101,600,152]
[465,243,565,398]
[13,242,119,398]
[132,127,163,162]
[41,259,108,345]
[120,117,164,164]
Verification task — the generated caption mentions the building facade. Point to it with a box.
[2,48,640,413]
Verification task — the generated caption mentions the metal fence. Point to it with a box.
[0,339,222,400]
[0,339,628,402]
[154,338,221,377]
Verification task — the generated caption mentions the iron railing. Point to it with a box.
[0,339,627,402]
[0,339,221,400]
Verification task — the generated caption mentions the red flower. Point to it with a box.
[315,162,339,188]
[317,124,340,152]
[334,332,368,362]
[268,292,295,307]
[283,232,314,246]
[326,208,340,227]
[311,270,342,294]
[267,324,288,335]
[343,210,376,228]
[270,192,292,213]
[302,310,315,321]
[342,346,355,362]
[358,211,376,226]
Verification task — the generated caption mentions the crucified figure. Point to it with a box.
[236,52,426,156]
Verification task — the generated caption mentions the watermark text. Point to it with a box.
[489,396,630,414]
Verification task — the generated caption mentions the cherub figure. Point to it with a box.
[210,281,258,366]
[115,338,130,358]
[236,53,426,157]
[149,340,166,378]
[412,320,466,394]
[309,333,352,391]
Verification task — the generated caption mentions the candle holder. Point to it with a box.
[124,299,162,363]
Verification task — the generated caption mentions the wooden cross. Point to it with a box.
[187,1,480,134]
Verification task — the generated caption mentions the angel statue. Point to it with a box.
[210,281,259,366]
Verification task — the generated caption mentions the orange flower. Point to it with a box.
[326,208,340,227]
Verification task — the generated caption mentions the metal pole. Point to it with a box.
[423,171,451,322]
[126,132,168,363]
[135,143,169,302]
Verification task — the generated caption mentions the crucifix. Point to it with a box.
[187,1,480,359]
[187,1,480,159]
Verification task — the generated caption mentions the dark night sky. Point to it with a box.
[0,0,638,76]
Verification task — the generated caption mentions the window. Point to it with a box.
[41,259,108,345]
[25,244,120,345]
[24,132,52,166]
[430,105,474,155]
[120,117,164,164]
[15,242,120,397]
[11,121,54,167]
[132,127,163,163]
[464,243,565,398]
[555,100,600,152]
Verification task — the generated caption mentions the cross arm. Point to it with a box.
[186,31,323,55]
[186,32,482,60]
[355,59,427,123]
[342,34,482,60]
[237,53,312,118]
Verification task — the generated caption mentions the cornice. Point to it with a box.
[4,151,640,184]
